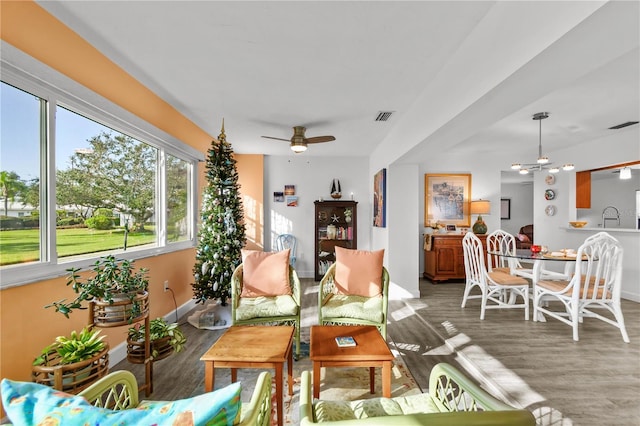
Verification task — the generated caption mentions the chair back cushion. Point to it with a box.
[241,249,291,297]
[334,247,384,297]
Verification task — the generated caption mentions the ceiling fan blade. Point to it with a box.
[305,136,336,144]
[261,136,291,142]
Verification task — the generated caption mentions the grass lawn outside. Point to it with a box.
[0,227,156,266]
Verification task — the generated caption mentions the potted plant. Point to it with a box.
[46,255,149,325]
[32,326,109,392]
[127,317,187,362]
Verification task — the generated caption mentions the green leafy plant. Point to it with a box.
[128,317,187,358]
[46,255,149,319]
[33,326,106,366]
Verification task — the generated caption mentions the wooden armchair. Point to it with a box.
[318,262,389,340]
[231,262,301,359]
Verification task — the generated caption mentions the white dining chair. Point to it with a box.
[275,233,297,268]
[533,232,630,343]
[461,232,530,320]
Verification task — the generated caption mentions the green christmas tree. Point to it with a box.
[192,121,246,305]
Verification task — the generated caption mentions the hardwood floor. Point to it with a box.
[388,279,640,426]
[113,277,639,425]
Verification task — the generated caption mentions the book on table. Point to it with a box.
[335,336,356,347]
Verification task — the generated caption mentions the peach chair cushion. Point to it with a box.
[240,249,291,297]
[334,247,385,297]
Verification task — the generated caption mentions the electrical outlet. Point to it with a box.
[163,280,169,292]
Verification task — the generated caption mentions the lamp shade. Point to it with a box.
[470,200,491,215]
[620,167,632,180]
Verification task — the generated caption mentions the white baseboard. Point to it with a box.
[109,298,198,366]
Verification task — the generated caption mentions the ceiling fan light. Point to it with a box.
[290,143,307,153]
[549,167,560,173]
[537,156,549,164]
[620,167,632,180]
[519,168,529,175]
[511,163,522,170]
[562,163,575,171]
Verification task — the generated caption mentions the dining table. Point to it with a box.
[487,248,578,321]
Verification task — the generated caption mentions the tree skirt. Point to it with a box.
[186,301,232,330]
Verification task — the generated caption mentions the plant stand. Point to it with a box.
[31,345,109,394]
[89,291,153,396]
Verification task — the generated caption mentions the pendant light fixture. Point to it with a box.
[620,167,632,180]
[511,112,574,174]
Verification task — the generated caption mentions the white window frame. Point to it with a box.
[0,44,202,289]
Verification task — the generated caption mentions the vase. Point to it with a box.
[327,224,337,240]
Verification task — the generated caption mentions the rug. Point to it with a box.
[272,341,422,426]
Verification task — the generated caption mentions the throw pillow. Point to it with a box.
[334,247,385,297]
[1,378,241,426]
[241,249,291,297]
[517,233,531,243]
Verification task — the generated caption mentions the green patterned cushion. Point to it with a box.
[321,294,383,323]
[236,295,298,321]
[314,393,437,421]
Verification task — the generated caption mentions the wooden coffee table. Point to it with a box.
[310,325,394,398]
[200,325,294,426]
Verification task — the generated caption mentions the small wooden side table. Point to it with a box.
[200,325,294,426]
[310,325,394,399]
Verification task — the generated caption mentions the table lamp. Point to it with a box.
[470,200,491,234]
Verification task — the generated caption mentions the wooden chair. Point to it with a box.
[231,263,301,359]
[533,232,630,342]
[461,232,530,320]
[77,370,273,426]
[275,233,297,267]
[318,263,389,340]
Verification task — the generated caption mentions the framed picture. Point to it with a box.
[373,168,386,227]
[446,224,457,232]
[500,198,511,220]
[284,185,296,196]
[424,173,471,227]
[286,195,298,207]
[273,191,284,202]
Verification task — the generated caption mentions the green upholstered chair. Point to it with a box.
[231,263,301,359]
[299,362,536,425]
[318,263,389,340]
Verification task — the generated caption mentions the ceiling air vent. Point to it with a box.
[374,111,394,122]
[608,121,639,130]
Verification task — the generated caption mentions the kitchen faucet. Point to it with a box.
[602,206,620,228]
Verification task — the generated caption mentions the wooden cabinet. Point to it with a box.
[314,201,357,281]
[424,233,487,283]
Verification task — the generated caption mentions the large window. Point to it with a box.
[0,72,198,286]
[0,83,44,266]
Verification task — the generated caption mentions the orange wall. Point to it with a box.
[0,3,266,410]
[236,155,265,250]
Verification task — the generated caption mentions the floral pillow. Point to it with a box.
[1,378,241,426]
[517,233,531,243]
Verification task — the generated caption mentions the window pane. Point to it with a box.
[167,154,190,242]
[0,82,43,267]
[55,107,157,259]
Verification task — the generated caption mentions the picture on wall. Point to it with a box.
[274,191,284,202]
[500,198,511,220]
[424,173,471,227]
[286,196,298,207]
[373,168,386,227]
[284,185,296,195]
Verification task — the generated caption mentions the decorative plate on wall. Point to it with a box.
[545,205,556,216]
[544,189,556,200]
[545,174,555,185]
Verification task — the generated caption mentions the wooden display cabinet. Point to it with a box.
[424,233,487,283]
[314,200,357,281]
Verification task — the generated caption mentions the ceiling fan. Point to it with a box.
[262,126,335,153]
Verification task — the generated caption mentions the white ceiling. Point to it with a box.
[36,1,639,169]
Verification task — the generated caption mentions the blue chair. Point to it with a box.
[275,234,297,267]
